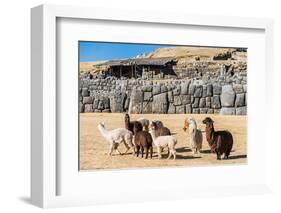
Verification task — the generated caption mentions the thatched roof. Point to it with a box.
[96,57,176,67]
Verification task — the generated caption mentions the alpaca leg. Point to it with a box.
[108,143,114,156]
[136,145,140,157]
[123,142,130,154]
[141,147,144,158]
[144,147,149,159]
[157,147,162,159]
[216,151,221,160]
[172,150,176,160]
[167,150,172,159]
[150,146,153,159]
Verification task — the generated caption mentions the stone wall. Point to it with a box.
[80,77,247,115]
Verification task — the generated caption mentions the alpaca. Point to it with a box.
[183,117,203,155]
[137,118,150,131]
[150,129,177,159]
[133,122,153,159]
[202,117,233,160]
[97,122,134,156]
[124,113,143,135]
[150,121,171,137]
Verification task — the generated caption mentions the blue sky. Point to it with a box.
[79,41,172,62]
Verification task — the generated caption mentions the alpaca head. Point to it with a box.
[97,122,105,129]
[124,113,130,123]
[183,117,196,131]
[202,117,214,129]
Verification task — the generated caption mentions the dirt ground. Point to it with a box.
[79,113,247,170]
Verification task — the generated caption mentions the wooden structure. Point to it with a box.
[95,57,177,79]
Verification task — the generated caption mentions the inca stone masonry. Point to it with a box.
[79,76,247,115]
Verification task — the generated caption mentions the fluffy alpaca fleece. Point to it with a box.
[97,122,134,156]
[137,118,150,131]
[150,129,177,159]
[184,117,203,155]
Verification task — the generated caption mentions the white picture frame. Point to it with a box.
[31,4,274,208]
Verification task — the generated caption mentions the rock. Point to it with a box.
[168,103,176,114]
[199,98,206,108]
[124,97,130,110]
[220,107,236,115]
[188,84,196,95]
[152,85,161,95]
[233,84,244,94]
[152,93,168,114]
[93,99,99,110]
[168,91,174,103]
[236,106,247,115]
[200,108,208,114]
[207,109,214,114]
[214,109,220,114]
[82,88,89,97]
[186,104,192,113]
[174,95,191,106]
[103,98,110,109]
[194,85,203,98]
[206,97,212,108]
[173,85,181,96]
[143,92,153,101]
[141,85,153,92]
[212,95,221,109]
[202,85,207,97]
[206,84,213,96]
[180,81,189,95]
[161,85,168,93]
[213,83,222,95]
[142,102,152,113]
[128,88,143,113]
[192,108,200,114]
[79,102,84,113]
[221,85,236,107]
[235,93,245,107]
[98,100,104,110]
[192,98,200,108]
[84,104,93,112]
[243,84,247,93]
[83,96,93,104]
[110,93,126,112]
[176,105,185,114]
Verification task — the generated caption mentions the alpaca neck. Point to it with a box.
[189,122,197,137]
[205,125,215,144]
[98,125,108,138]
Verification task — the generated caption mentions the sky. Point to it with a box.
[79,41,172,62]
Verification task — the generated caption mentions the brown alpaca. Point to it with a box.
[150,121,171,137]
[202,117,233,160]
[124,113,142,135]
[133,121,153,159]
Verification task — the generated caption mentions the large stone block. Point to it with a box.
[173,85,181,96]
[110,93,126,112]
[168,103,176,114]
[143,92,153,102]
[213,83,222,95]
[83,96,93,104]
[206,96,212,108]
[84,104,93,112]
[212,95,221,109]
[152,93,168,114]
[161,85,168,93]
[176,105,185,114]
[220,107,236,115]
[128,88,143,113]
[168,91,174,103]
[186,104,192,114]
[206,84,213,96]
[142,102,152,113]
[81,88,89,97]
[141,85,153,92]
[188,84,196,95]
[180,81,189,95]
[194,85,203,98]
[200,108,208,114]
[199,98,206,108]
[79,102,84,113]
[152,85,161,95]
[235,93,245,107]
[233,84,244,94]
[236,106,247,115]
[192,108,200,114]
[207,109,214,114]
[174,95,191,106]
[221,85,236,107]
[192,97,200,108]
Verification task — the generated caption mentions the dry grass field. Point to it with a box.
[79,113,247,170]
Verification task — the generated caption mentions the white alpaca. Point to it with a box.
[97,122,134,156]
[185,117,203,155]
[137,118,150,131]
[150,129,177,159]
